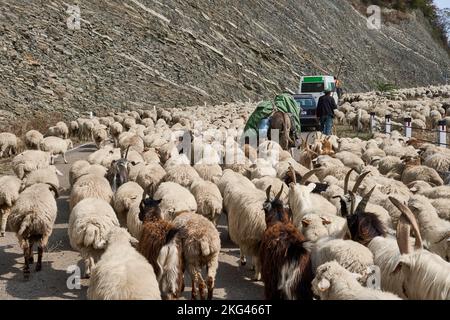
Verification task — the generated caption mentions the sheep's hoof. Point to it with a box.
[35,263,41,272]
[240,260,246,266]
[0,232,4,237]
[29,256,34,264]
[23,271,30,280]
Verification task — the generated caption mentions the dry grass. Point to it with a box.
[335,124,373,141]
[0,111,65,139]
[0,158,13,175]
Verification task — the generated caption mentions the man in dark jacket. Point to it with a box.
[316,89,337,135]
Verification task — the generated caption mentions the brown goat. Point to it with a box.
[137,196,185,300]
[321,136,335,156]
[259,185,313,300]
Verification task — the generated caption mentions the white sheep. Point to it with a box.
[87,227,161,300]
[334,151,365,173]
[8,183,58,277]
[40,136,73,164]
[289,183,337,222]
[113,181,143,227]
[306,237,374,282]
[68,198,120,277]
[92,126,109,149]
[12,150,51,179]
[252,176,289,203]
[189,178,223,225]
[69,160,107,186]
[164,164,200,188]
[366,198,450,300]
[24,130,44,150]
[173,211,221,300]
[22,166,63,190]
[430,198,450,221]
[69,120,79,137]
[218,170,265,280]
[56,121,69,139]
[0,175,22,236]
[312,261,401,300]
[153,182,197,220]
[193,163,222,183]
[135,163,167,196]
[110,122,123,147]
[69,174,113,210]
[300,214,348,242]
[0,132,21,158]
[408,195,450,261]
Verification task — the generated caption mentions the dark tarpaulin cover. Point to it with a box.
[243,93,301,139]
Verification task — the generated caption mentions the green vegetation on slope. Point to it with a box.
[359,0,449,52]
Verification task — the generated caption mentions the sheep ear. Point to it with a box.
[307,183,316,193]
[301,218,311,228]
[129,236,139,247]
[391,261,407,275]
[350,272,363,281]
[317,278,330,292]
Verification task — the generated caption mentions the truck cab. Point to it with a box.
[298,75,339,107]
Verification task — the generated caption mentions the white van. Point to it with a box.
[298,75,339,107]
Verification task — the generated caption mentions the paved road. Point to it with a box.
[0,143,264,300]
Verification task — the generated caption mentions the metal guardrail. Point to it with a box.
[370,113,449,148]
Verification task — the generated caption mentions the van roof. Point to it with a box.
[301,75,334,82]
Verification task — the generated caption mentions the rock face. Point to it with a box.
[0,0,449,120]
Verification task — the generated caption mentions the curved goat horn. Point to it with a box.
[352,171,371,194]
[354,186,376,214]
[265,185,272,202]
[348,191,356,216]
[306,132,313,147]
[344,168,355,194]
[396,214,412,255]
[389,197,423,252]
[124,145,131,159]
[300,169,319,185]
[46,182,59,199]
[289,165,297,185]
[274,185,284,201]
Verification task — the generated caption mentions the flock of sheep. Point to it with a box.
[0,85,449,300]
[334,85,450,133]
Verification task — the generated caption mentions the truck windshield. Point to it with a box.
[301,82,324,93]
[295,98,316,110]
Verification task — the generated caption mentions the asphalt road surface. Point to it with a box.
[0,143,265,300]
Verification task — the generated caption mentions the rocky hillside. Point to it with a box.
[0,0,449,123]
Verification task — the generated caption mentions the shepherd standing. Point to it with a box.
[316,89,337,135]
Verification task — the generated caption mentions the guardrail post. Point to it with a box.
[437,120,447,147]
[370,112,376,133]
[404,117,412,138]
[385,115,391,135]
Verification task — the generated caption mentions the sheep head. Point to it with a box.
[139,193,163,222]
[312,261,363,300]
[106,146,136,192]
[401,155,421,167]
